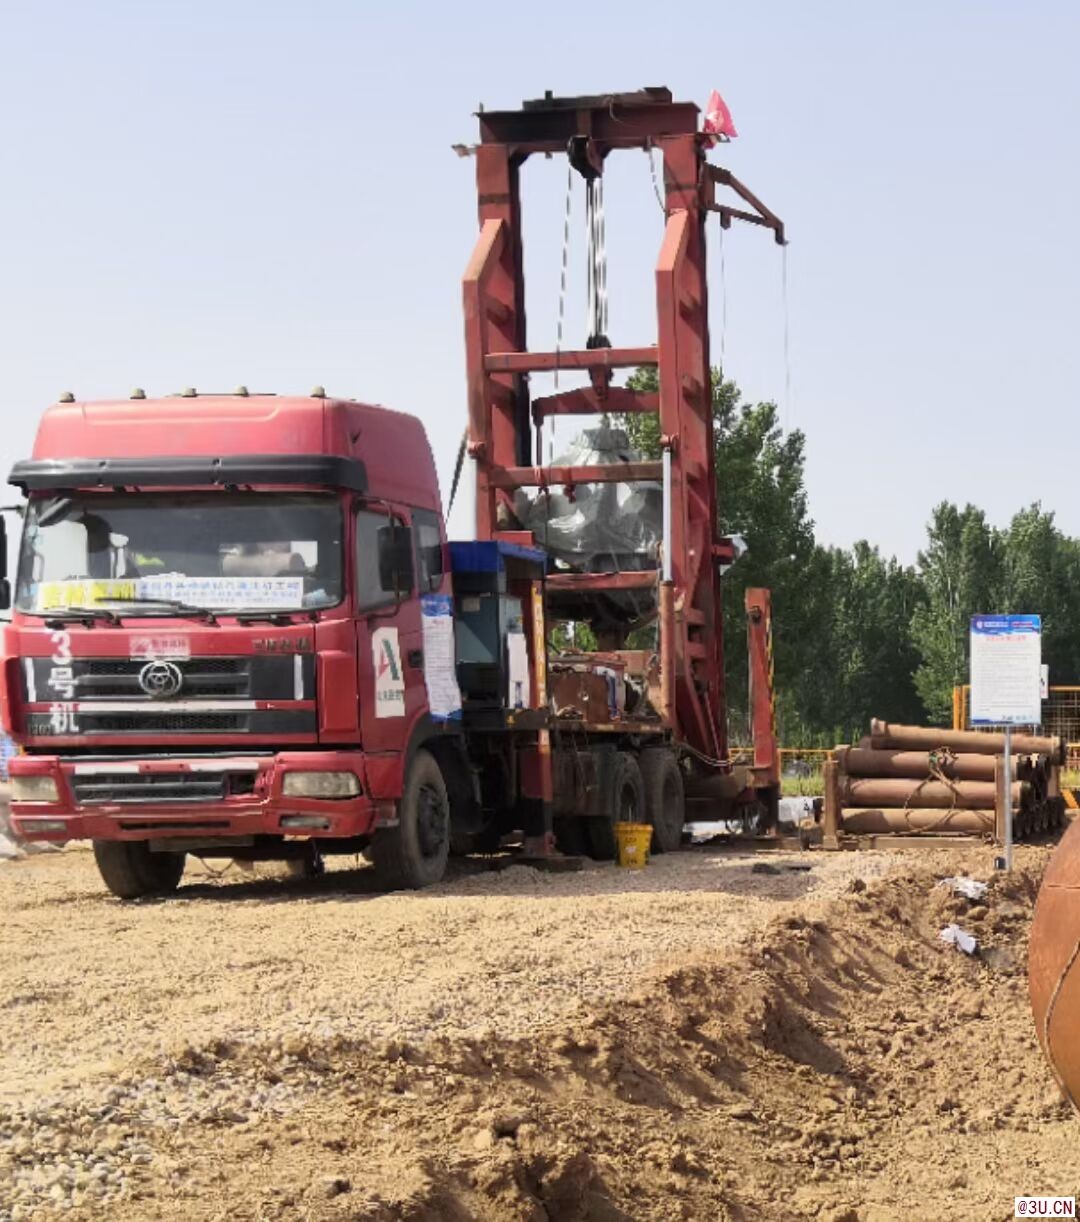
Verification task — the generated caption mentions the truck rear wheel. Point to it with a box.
[587,752,644,861]
[92,841,186,900]
[641,748,686,853]
[371,749,450,890]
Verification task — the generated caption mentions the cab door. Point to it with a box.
[353,506,428,754]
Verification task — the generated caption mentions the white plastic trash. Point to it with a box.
[939,924,978,955]
[939,876,988,902]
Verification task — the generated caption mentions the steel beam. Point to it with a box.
[705,166,786,245]
[485,347,658,374]
[487,462,662,489]
[531,388,658,421]
[478,90,699,150]
[545,571,657,592]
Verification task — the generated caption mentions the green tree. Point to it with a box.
[910,503,1003,724]
[1001,504,1080,688]
[820,541,925,737]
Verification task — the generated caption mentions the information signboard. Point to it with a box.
[970,614,1042,726]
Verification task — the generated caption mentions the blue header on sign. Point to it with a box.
[420,593,454,617]
[970,614,1041,635]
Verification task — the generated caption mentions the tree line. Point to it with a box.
[618,368,1077,745]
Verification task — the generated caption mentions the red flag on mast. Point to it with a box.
[703,89,738,142]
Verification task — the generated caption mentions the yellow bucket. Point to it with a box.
[615,822,653,869]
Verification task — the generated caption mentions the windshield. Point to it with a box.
[16,492,343,614]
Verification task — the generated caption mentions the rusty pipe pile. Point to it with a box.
[823,721,1067,846]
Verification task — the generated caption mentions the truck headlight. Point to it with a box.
[282,771,361,799]
[11,775,60,803]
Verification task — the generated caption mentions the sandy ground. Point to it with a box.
[0,841,1076,1219]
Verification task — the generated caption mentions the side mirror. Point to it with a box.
[0,515,10,611]
[377,522,414,599]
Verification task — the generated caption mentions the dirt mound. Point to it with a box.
[3,847,1075,1220]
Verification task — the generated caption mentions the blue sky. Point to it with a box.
[1,1,1076,563]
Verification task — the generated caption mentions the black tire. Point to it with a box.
[93,841,185,900]
[641,748,686,853]
[455,820,503,856]
[586,752,644,861]
[370,749,450,890]
[286,843,325,879]
[553,815,589,857]
[743,784,781,836]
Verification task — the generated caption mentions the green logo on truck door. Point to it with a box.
[372,626,405,718]
[378,638,401,682]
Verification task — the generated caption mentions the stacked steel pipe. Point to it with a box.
[823,719,1066,845]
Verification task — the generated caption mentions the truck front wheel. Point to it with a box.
[92,841,186,900]
[371,749,450,890]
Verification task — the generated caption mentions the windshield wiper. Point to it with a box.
[41,608,122,628]
[99,598,219,625]
[231,610,297,625]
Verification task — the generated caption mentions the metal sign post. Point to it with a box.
[1002,724,1012,871]
[970,614,1042,872]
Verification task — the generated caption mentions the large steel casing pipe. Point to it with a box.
[841,807,994,833]
[1030,818,1080,1109]
[870,719,1065,764]
[835,746,1027,782]
[841,777,1025,810]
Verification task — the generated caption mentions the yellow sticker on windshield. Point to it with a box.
[38,580,137,610]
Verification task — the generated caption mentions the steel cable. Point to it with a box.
[586,179,608,346]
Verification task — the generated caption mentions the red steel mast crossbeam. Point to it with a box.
[487,462,662,489]
[545,571,657,593]
[484,347,658,374]
[532,388,658,422]
[477,88,699,148]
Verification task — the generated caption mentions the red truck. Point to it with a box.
[2,89,785,897]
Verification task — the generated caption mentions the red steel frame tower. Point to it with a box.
[463,88,783,776]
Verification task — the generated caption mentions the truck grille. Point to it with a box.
[24,654,314,703]
[79,658,249,698]
[72,769,258,805]
[74,772,224,804]
[25,708,316,738]
[23,654,317,738]
[84,712,247,733]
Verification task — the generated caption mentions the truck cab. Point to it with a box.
[3,390,466,895]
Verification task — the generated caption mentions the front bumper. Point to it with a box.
[8,751,386,843]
